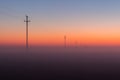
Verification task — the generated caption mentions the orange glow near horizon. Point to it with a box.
[1,32,120,46]
[1,22,120,47]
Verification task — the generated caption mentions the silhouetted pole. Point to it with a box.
[24,15,30,49]
[75,41,78,48]
[64,35,66,48]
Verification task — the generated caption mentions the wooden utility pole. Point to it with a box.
[24,15,30,49]
[64,35,66,48]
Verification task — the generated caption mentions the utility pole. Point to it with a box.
[75,41,78,48]
[64,35,66,48]
[24,15,30,49]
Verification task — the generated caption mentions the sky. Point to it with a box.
[1,0,120,47]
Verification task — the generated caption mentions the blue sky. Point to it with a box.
[0,0,120,16]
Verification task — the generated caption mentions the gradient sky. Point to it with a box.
[1,0,120,46]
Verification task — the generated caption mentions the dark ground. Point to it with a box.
[1,47,120,80]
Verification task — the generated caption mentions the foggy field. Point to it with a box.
[1,47,120,79]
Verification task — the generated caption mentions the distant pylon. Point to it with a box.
[24,15,30,49]
[64,35,66,48]
[75,41,78,48]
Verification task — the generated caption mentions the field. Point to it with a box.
[0,46,120,79]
